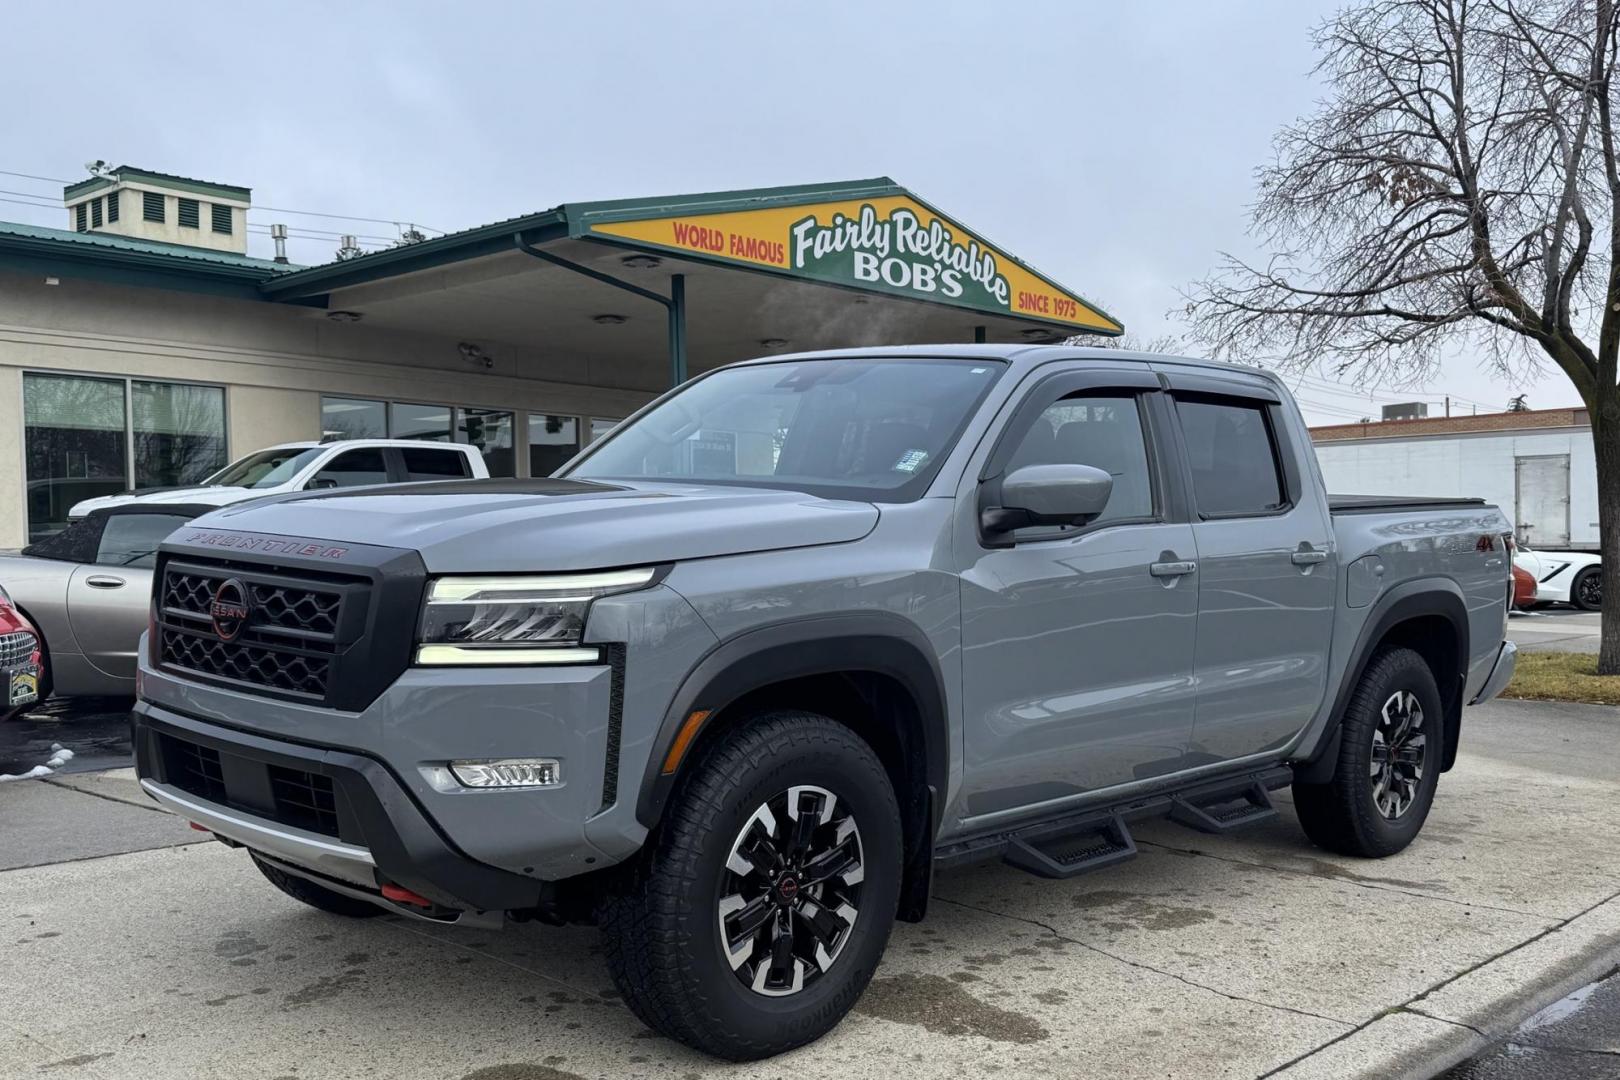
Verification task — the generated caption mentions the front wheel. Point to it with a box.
[1572,566,1602,612]
[598,710,901,1060]
[1293,647,1444,858]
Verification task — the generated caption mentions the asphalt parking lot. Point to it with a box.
[1507,608,1602,654]
[2,695,1618,1080]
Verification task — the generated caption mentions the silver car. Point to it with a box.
[0,505,210,698]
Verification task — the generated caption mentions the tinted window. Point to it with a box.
[570,359,1003,502]
[457,409,515,477]
[96,514,191,569]
[309,449,388,489]
[528,414,580,477]
[22,515,107,564]
[321,397,386,440]
[390,402,452,442]
[1176,398,1285,516]
[400,448,471,480]
[1004,394,1154,525]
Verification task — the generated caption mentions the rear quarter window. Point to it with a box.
[400,448,472,480]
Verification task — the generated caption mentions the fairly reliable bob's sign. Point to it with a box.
[583,193,1121,334]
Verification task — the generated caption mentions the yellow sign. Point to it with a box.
[586,195,1120,333]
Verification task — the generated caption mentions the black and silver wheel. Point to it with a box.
[1294,646,1444,857]
[599,710,901,1060]
[1370,690,1426,820]
[1573,566,1602,612]
[718,784,865,997]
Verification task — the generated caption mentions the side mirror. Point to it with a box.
[307,477,339,490]
[981,464,1113,536]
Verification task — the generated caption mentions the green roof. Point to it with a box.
[64,166,251,203]
[0,221,294,273]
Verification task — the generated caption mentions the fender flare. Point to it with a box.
[634,611,950,831]
[1296,578,1472,782]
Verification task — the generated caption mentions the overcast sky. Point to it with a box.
[0,0,1583,423]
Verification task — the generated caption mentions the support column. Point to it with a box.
[668,273,688,387]
[974,325,986,343]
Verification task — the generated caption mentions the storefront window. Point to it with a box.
[391,402,452,442]
[321,397,386,440]
[457,409,515,477]
[528,414,580,477]
[590,417,620,443]
[133,381,226,488]
[24,374,128,541]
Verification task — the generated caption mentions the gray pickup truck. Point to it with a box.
[133,346,1516,1059]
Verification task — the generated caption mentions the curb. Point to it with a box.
[1270,892,1620,1079]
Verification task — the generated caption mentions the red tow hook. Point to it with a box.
[189,822,211,832]
[380,882,434,908]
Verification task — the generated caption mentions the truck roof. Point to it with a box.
[726,343,1263,380]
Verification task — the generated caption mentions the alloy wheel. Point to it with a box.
[1370,690,1426,819]
[1578,570,1603,609]
[717,784,864,997]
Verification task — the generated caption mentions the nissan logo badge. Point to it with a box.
[209,578,250,641]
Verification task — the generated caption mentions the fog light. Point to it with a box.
[449,758,562,788]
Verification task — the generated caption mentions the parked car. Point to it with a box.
[67,439,489,521]
[132,346,1515,1060]
[0,504,214,698]
[1511,563,1538,609]
[0,583,43,720]
[1513,540,1602,610]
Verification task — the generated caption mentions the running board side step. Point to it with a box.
[1003,814,1136,879]
[1169,779,1278,834]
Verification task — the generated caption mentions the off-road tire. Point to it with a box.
[1572,566,1602,612]
[1293,647,1443,858]
[598,710,902,1060]
[251,853,386,918]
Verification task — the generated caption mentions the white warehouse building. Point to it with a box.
[1311,407,1598,551]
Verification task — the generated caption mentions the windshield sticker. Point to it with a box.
[893,449,930,473]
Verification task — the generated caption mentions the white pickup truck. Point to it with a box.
[68,439,489,520]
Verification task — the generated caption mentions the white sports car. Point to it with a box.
[1513,544,1603,611]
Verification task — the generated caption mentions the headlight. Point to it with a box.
[415,567,656,666]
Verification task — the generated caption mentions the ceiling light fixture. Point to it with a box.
[327,310,364,323]
[621,254,662,269]
[758,338,788,348]
[592,314,628,325]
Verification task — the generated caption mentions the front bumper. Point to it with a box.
[133,703,545,914]
[1470,639,1518,705]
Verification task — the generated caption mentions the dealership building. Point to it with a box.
[0,167,1120,546]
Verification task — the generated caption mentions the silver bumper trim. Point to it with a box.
[140,778,377,887]
[1470,640,1518,705]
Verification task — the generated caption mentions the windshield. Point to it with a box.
[567,358,1004,501]
[204,447,324,489]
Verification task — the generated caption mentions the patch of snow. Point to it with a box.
[0,765,53,782]
[44,747,74,768]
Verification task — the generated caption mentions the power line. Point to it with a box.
[0,168,69,185]
[249,206,445,234]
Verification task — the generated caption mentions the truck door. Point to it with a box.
[1165,379,1336,763]
[957,370,1199,821]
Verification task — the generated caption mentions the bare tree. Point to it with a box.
[1183,0,1620,672]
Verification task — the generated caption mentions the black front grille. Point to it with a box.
[168,738,227,803]
[156,559,374,704]
[155,731,345,840]
[268,765,340,836]
[161,629,331,697]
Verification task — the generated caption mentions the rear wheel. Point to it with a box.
[1572,566,1602,611]
[1293,647,1443,858]
[251,854,385,918]
[599,710,901,1060]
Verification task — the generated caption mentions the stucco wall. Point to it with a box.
[0,270,656,547]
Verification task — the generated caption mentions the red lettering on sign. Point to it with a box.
[1017,291,1051,314]
[728,233,786,265]
[671,221,725,252]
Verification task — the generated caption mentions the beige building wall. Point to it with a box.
[0,270,657,547]
[66,182,250,255]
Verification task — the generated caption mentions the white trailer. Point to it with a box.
[1311,412,1598,551]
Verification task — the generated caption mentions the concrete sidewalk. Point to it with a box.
[1,698,1616,1080]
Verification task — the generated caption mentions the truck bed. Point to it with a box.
[1328,494,1489,514]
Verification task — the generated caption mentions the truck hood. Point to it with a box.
[186,478,880,572]
[71,487,256,517]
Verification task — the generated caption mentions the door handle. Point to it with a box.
[1290,550,1328,566]
[85,575,126,589]
[1149,561,1197,578]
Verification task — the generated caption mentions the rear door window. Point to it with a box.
[1175,398,1286,516]
[399,448,472,481]
[309,448,389,489]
